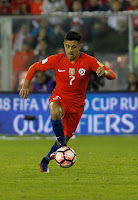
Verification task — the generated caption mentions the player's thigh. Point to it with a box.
[62,110,83,137]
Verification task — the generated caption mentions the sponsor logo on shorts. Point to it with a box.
[53,95,61,100]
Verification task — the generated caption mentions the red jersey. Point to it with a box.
[26,52,116,107]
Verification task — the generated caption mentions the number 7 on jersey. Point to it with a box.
[69,76,75,85]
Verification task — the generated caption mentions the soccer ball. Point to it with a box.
[55,146,76,168]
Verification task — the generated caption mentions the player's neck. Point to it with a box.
[68,59,76,64]
[66,52,80,63]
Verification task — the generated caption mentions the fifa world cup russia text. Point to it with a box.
[0,94,138,135]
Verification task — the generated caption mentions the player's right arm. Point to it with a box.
[19,55,56,99]
[19,79,30,99]
[19,62,41,99]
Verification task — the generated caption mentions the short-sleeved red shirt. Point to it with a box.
[26,52,116,106]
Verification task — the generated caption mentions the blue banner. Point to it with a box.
[0,92,138,135]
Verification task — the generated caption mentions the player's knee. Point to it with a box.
[51,111,62,120]
[49,102,63,120]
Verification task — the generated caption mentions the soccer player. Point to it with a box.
[19,31,116,173]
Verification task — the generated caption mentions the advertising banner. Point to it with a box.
[0,92,138,135]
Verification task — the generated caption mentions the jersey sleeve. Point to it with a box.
[25,55,57,81]
[90,57,116,80]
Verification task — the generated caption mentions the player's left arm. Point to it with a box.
[92,59,116,80]
[96,66,116,80]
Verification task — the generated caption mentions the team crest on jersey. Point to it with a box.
[69,68,75,76]
[78,68,86,76]
[97,61,104,67]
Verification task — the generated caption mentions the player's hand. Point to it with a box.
[19,88,29,99]
[96,67,105,77]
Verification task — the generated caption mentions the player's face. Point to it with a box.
[64,40,81,62]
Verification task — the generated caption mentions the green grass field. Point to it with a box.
[0,135,138,200]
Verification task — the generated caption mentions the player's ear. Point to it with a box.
[63,42,65,48]
[79,43,82,50]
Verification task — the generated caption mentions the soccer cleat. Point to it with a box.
[40,157,49,173]
[50,152,56,159]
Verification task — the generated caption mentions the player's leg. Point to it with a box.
[45,106,83,167]
[49,101,66,147]
[62,107,84,138]
[40,140,59,173]
[40,136,70,173]
[47,136,71,159]
[40,100,68,173]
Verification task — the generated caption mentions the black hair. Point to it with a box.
[64,31,81,42]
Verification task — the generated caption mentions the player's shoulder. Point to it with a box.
[40,53,64,65]
[49,52,64,61]
[80,52,97,62]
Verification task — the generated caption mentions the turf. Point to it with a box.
[0,135,137,200]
